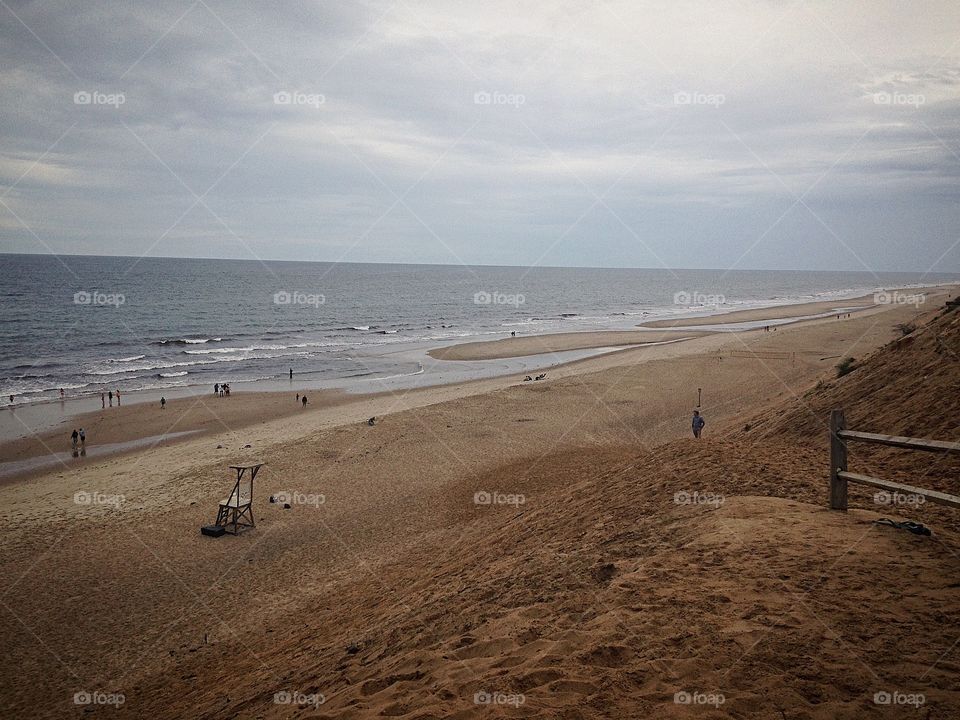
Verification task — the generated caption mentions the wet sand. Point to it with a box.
[427,330,706,361]
[638,286,946,328]
[0,389,349,483]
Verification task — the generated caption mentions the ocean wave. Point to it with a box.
[107,354,146,363]
[44,382,89,391]
[9,371,57,380]
[158,371,188,377]
[184,344,287,355]
[86,358,225,375]
[88,374,142,385]
[155,337,223,346]
[126,380,188,392]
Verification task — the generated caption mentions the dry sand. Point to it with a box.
[0,287,957,718]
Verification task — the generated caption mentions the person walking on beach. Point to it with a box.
[160,396,166,409]
[101,392,105,409]
[60,388,65,400]
[289,367,293,379]
[78,428,86,448]
[301,395,307,408]
[108,390,113,407]
[71,429,79,451]
[116,389,121,406]
[214,383,219,395]
[692,410,705,439]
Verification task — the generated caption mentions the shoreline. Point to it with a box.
[0,342,689,482]
[6,282,953,411]
[428,284,953,361]
[638,286,947,329]
[0,342,668,449]
[3,287,954,483]
[427,330,706,361]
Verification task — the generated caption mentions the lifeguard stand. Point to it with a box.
[212,463,263,535]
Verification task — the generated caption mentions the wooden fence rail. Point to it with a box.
[829,408,960,510]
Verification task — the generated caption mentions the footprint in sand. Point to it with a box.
[577,644,632,668]
[359,670,425,696]
[516,668,565,691]
[453,637,516,660]
[547,678,599,696]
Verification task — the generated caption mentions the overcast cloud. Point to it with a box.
[1,0,959,272]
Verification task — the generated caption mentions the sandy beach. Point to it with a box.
[1,286,958,718]
[637,289,931,328]
[427,329,707,361]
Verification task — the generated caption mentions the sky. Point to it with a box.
[1,0,959,273]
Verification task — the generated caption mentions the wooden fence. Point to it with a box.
[829,409,960,510]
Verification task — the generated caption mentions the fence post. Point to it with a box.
[830,408,848,510]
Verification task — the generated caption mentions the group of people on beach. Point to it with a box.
[70,427,86,455]
[100,390,121,408]
[214,383,231,397]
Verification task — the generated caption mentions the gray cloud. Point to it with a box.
[1,0,959,272]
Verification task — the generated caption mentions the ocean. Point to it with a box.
[0,253,955,406]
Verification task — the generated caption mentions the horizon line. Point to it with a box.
[1,251,958,276]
